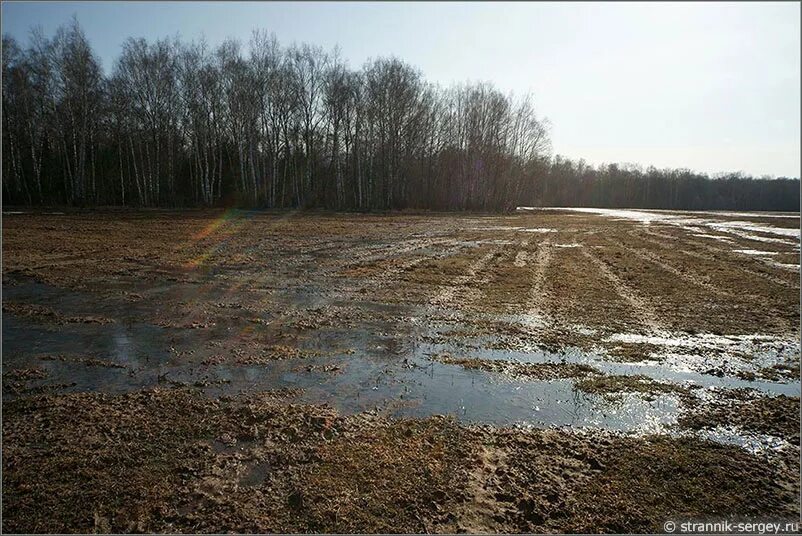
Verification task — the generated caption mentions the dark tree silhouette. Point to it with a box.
[2,21,798,212]
[519,157,800,212]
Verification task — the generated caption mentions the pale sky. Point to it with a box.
[3,1,800,177]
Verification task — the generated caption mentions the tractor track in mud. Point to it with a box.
[515,239,532,265]
[580,247,663,333]
[333,235,455,274]
[452,439,512,533]
[524,238,553,327]
[637,228,798,289]
[610,236,737,298]
[431,246,503,309]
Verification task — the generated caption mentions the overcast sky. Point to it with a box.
[3,1,799,177]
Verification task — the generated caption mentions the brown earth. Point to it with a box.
[2,208,800,533]
[2,388,798,534]
[3,210,798,339]
[679,390,801,443]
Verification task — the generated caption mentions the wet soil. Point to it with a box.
[435,355,599,380]
[679,389,800,443]
[2,388,798,534]
[2,208,800,532]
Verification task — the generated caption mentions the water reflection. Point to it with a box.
[3,278,799,449]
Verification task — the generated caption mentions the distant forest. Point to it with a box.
[2,20,799,212]
[527,158,800,212]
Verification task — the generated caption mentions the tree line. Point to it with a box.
[2,19,549,211]
[525,157,800,212]
[2,20,798,212]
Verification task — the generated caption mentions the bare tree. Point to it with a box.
[6,20,791,212]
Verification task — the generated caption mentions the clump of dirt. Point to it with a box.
[3,367,51,396]
[607,342,661,362]
[235,345,321,365]
[38,354,127,369]
[574,374,695,401]
[3,301,113,325]
[4,381,77,397]
[3,302,60,321]
[297,363,344,374]
[422,317,542,351]
[157,319,215,329]
[201,355,227,366]
[737,363,800,382]
[213,301,245,310]
[3,367,49,381]
[436,355,599,380]
[678,390,800,443]
[282,305,367,330]
[160,376,232,389]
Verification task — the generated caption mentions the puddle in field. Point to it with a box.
[695,426,792,456]
[419,327,799,396]
[473,226,557,234]
[523,207,801,251]
[766,260,801,271]
[3,277,799,446]
[693,233,734,242]
[733,249,779,256]
[603,332,799,379]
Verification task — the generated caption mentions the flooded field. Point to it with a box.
[2,208,800,532]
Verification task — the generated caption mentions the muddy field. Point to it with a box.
[2,207,800,533]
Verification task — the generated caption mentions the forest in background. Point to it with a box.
[2,20,799,212]
[527,157,800,212]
